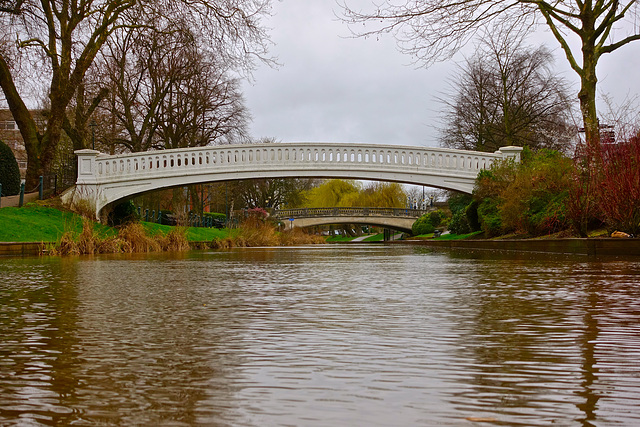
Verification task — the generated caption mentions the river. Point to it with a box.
[1,245,640,426]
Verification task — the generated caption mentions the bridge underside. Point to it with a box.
[281,216,415,233]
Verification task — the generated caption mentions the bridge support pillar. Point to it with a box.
[61,149,102,219]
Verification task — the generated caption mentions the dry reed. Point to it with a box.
[49,217,325,256]
[158,227,190,251]
[210,220,326,248]
[277,228,326,245]
[117,223,161,253]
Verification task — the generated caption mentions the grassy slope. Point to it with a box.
[0,205,114,242]
[325,235,357,242]
[141,221,230,241]
[0,204,230,243]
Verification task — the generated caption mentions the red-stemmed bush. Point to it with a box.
[597,136,640,235]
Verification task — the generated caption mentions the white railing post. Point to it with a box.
[75,149,100,184]
[497,146,524,163]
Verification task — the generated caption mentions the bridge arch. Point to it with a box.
[62,142,522,219]
[272,208,430,233]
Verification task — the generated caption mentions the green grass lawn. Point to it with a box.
[434,231,483,240]
[0,204,232,243]
[0,204,114,242]
[325,235,357,242]
[363,233,385,242]
[141,221,231,241]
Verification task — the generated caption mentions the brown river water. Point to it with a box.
[1,244,640,426]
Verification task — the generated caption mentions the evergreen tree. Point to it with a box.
[0,139,21,196]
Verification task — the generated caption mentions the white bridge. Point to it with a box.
[63,142,522,219]
[272,207,433,233]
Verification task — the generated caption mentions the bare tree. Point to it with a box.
[0,0,272,188]
[154,52,250,149]
[440,29,574,152]
[91,13,251,152]
[342,0,640,149]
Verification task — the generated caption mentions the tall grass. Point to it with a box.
[49,215,323,255]
[50,220,189,255]
[210,218,325,248]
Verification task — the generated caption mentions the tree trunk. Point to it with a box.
[579,41,600,151]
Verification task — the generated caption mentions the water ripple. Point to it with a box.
[1,247,640,425]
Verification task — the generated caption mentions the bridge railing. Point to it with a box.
[272,207,431,218]
[76,143,523,184]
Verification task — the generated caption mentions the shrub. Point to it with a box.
[203,212,226,221]
[465,201,481,231]
[448,193,473,215]
[108,200,139,226]
[448,210,472,235]
[477,198,503,236]
[0,139,21,196]
[595,136,640,235]
[412,214,435,235]
[474,148,574,236]
[247,207,268,220]
[203,212,227,228]
[429,210,443,227]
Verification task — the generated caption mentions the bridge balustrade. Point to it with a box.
[273,207,431,219]
[89,144,508,181]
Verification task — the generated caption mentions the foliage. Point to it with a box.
[448,210,472,235]
[412,214,436,236]
[447,193,479,234]
[247,207,268,220]
[465,201,481,231]
[203,212,226,221]
[597,137,640,235]
[107,200,140,227]
[302,179,407,208]
[473,148,574,236]
[303,179,361,207]
[429,210,443,228]
[572,135,640,236]
[356,182,407,207]
[211,218,325,248]
[477,198,502,236]
[448,193,474,215]
[0,139,21,196]
[278,228,326,246]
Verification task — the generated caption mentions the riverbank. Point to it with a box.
[0,204,324,257]
[392,237,640,256]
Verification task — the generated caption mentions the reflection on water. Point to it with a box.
[1,246,640,425]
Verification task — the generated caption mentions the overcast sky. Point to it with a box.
[242,0,640,147]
